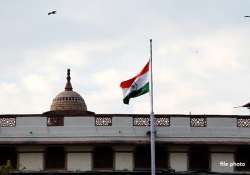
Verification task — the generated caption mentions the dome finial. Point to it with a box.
[50,68,88,112]
[65,69,73,91]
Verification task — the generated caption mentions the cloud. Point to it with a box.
[151,27,250,115]
[85,69,124,112]
[0,40,119,113]
[1,1,250,115]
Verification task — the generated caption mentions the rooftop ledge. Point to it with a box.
[0,112,249,118]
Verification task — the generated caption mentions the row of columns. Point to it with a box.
[17,145,235,173]
[17,145,134,171]
[169,146,235,172]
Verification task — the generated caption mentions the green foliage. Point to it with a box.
[0,160,13,175]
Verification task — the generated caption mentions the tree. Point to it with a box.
[0,160,13,175]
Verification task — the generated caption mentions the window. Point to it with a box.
[0,117,16,127]
[134,145,168,170]
[47,116,64,126]
[189,145,209,171]
[45,147,65,169]
[93,146,113,169]
[235,146,250,171]
[0,147,17,168]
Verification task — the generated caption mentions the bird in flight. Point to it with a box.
[244,16,250,17]
[48,11,56,15]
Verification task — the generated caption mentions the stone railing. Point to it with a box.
[0,114,249,144]
[0,114,249,128]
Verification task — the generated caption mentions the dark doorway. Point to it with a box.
[134,145,168,170]
[45,146,65,170]
[189,145,209,171]
[93,146,113,170]
[235,145,250,171]
[156,145,168,169]
[0,146,17,168]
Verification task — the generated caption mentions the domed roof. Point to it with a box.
[50,69,87,111]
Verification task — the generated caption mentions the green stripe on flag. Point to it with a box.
[123,83,149,104]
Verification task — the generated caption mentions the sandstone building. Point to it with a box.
[0,69,250,174]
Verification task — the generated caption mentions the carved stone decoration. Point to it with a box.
[133,117,150,126]
[133,116,170,127]
[95,117,112,126]
[237,118,250,127]
[0,117,16,127]
[190,117,207,127]
[155,117,170,126]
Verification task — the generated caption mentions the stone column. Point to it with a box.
[17,146,45,171]
[210,146,235,173]
[169,145,189,171]
[113,145,134,171]
[66,146,93,171]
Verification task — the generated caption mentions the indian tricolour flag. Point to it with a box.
[120,62,149,104]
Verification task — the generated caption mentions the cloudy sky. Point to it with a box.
[1,0,250,115]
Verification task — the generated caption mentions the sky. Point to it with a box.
[1,0,250,115]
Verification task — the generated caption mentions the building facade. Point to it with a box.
[1,70,250,174]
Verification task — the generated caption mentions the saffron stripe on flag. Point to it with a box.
[120,62,149,88]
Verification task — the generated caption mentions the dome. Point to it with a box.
[50,69,87,111]
[50,90,87,111]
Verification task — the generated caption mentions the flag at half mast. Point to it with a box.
[120,61,149,104]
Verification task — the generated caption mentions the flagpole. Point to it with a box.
[150,39,156,175]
